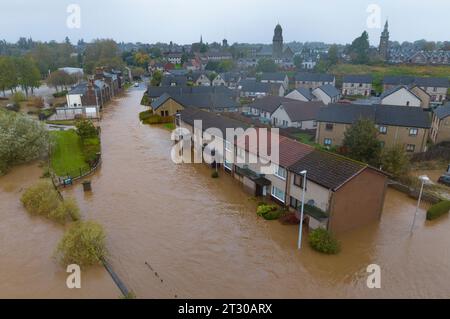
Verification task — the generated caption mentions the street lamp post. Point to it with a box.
[410,175,430,234]
[298,170,307,250]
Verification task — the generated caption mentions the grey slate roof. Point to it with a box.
[433,102,450,120]
[295,72,334,82]
[414,77,449,88]
[281,101,323,122]
[151,93,172,110]
[316,103,431,129]
[161,75,187,86]
[249,96,295,114]
[343,74,373,84]
[261,72,287,82]
[290,150,368,191]
[147,85,235,99]
[179,108,248,135]
[291,88,313,101]
[315,84,340,98]
[151,92,238,111]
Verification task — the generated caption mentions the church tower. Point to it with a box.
[379,20,390,60]
[272,24,283,59]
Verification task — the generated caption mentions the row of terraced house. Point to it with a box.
[176,108,388,234]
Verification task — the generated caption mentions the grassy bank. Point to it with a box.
[50,130,89,176]
[330,64,450,93]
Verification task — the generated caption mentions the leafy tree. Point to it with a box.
[0,56,18,95]
[256,58,277,73]
[0,109,49,175]
[131,67,145,79]
[293,55,303,69]
[55,221,107,268]
[208,72,218,82]
[83,39,123,74]
[342,118,381,166]
[133,51,150,68]
[15,57,41,96]
[380,144,410,178]
[327,45,339,66]
[75,119,98,140]
[47,70,77,91]
[349,31,370,64]
[151,70,163,86]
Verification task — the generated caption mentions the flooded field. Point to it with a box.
[2,88,450,298]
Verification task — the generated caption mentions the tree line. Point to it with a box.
[0,56,41,97]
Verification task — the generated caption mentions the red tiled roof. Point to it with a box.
[236,128,314,168]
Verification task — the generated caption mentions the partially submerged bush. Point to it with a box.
[263,210,284,220]
[21,181,60,216]
[427,200,450,221]
[139,110,152,121]
[21,181,80,224]
[256,204,277,217]
[55,221,107,268]
[308,228,340,254]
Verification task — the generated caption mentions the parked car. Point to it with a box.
[133,82,139,87]
[438,174,450,187]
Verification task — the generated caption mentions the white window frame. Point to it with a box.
[274,165,287,180]
[409,128,418,136]
[271,186,285,203]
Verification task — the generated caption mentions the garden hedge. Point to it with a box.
[426,200,450,221]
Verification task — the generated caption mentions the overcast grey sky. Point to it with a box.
[1,0,449,45]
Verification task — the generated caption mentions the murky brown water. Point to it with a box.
[2,88,450,298]
[0,164,120,298]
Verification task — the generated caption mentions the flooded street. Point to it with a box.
[2,88,450,298]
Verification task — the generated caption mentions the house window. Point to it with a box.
[324,138,332,146]
[271,186,285,203]
[290,196,300,209]
[224,159,232,171]
[409,128,418,136]
[274,165,287,180]
[406,144,416,152]
[294,174,307,189]
[379,126,387,134]
[325,123,334,131]
[406,101,410,106]
[313,121,317,128]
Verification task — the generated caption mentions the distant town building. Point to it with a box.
[379,20,390,60]
[272,24,283,59]
[294,72,335,90]
[342,75,373,96]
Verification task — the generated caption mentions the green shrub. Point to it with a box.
[21,181,80,224]
[256,204,277,217]
[53,90,68,98]
[75,119,98,140]
[308,228,340,254]
[211,171,219,178]
[263,210,283,220]
[139,110,152,121]
[55,221,107,268]
[21,181,60,217]
[58,198,81,222]
[12,91,26,105]
[427,200,450,221]
[82,137,101,165]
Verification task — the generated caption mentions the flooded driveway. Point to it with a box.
[2,87,450,298]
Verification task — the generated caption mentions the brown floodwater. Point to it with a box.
[2,88,450,298]
[0,163,120,298]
